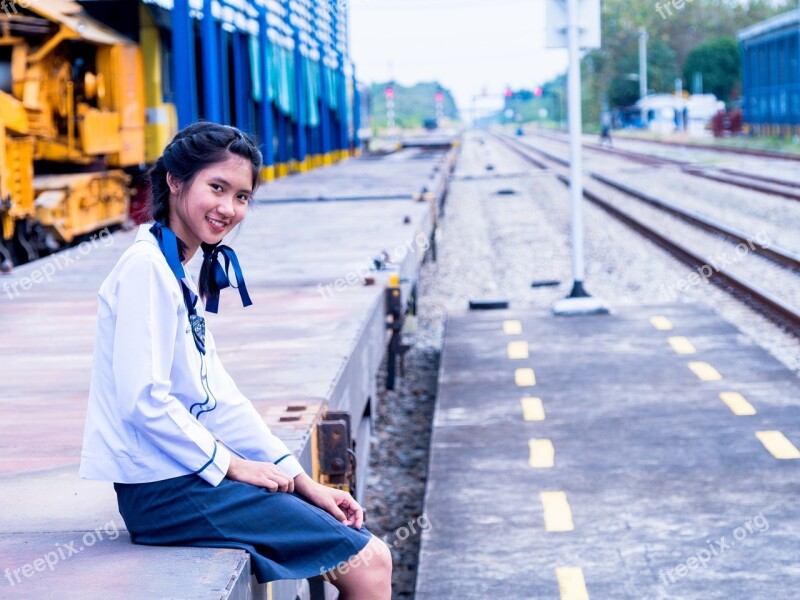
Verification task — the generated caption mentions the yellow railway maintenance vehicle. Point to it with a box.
[0,0,365,270]
[0,0,144,269]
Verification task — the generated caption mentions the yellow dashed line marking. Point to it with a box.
[507,341,529,359]
[668,336,696,354]
[503,320,522,335]
[556,567,590,600]
[515,368,536,387]
[650,316,673,331]
[756,431,800,459]
[540,491,574,532]
[520,397,545,421]
[529,439,555,468]
[719,392,756,416]
[688,361,722,381]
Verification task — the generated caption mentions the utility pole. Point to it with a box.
[639,28,648,101]
[551,0,608,315]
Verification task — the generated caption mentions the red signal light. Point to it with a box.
[385,87,394,99]
[534,87,543,97]
[505,87,513,98]
[435,92,444,103]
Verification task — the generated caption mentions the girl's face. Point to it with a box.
[167,153,254,257]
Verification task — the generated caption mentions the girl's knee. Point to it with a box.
[363,536,392,574]
[348,536,391,578]
[333,537,392,598]
[324,536,391,585]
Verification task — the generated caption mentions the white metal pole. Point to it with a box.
[551,0,607,315]
[566,0,585,295]
[639,28,648,101]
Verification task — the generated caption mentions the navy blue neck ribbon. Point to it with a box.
[199,242,253,314]
[149,221,253,354]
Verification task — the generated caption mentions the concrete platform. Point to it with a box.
[258,144,454,204]
[1,535,253,600]
[416,303,800,599]
[0,145,454,599]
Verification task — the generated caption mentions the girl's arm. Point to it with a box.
[293,473,364,529]
[225,454,294,492]
[223,456,363,528]
[202,339,305,479]
[112,255,231,485]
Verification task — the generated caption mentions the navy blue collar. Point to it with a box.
[149,220,186,280]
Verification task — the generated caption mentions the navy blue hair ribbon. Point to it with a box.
[201,244,253,314]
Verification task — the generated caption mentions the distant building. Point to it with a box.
[739,10,800,135]
[634,94,723,136]
[637,94,686,134]
[686,94,727,135]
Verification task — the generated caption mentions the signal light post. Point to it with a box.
[385,85,396,137]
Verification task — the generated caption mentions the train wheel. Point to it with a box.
[12,219,39,265]
[0,239,12,272]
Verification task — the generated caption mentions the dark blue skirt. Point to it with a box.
[114,474,373,583]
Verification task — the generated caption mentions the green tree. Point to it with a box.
[683,37,741,102]
[603,37,677,107]
[370,81,458,130]
[533,0,794,123]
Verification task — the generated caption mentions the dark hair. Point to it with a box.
[146,121,262,304]
[147,121,263,225]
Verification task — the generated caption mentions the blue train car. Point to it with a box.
[81,0,362,181]
[739,9,800,135]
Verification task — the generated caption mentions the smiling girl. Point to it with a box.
[79,122,391,598]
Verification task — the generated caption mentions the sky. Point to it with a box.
[348,0,571,119]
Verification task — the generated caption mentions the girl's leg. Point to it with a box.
[326,536,392,600]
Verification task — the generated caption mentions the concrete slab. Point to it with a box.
[0,535,249,600]
[257,146,451,203]
[416,303,800,600]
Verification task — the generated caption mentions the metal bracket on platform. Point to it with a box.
[385,275,413,390]
[317,411,356,497]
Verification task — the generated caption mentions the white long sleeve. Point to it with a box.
[110,254,231,485]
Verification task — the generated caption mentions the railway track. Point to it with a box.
[493,131,800,334]
[608,132,800,162]
[533,130,800,202]
[504,133,800,270]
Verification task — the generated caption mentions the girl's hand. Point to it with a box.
[226,455,294,493]
[294,473,364,529]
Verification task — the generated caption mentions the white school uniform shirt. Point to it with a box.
[80,224,304,486]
